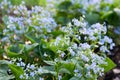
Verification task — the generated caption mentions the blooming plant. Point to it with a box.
[54,0,120,45]
[0,0,116,80]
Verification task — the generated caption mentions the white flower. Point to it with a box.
[20,75,23,79]
[104,36,112,43]
[89,36,96,41]
[99,39,105,45]
[20,62,25,67]
[39,77,44,80]
[110,43,115,50]
[13,10,19,14]
[100,46,109,52]
[44,53,48,57]
[29,64,35,70]
[74,69,79,73]
[38,68,43,73]
[72,18,81,26]
[78,73,82,77]
[80,43,90,50]
[17,63,20,66]
[24,73,28,79]
[30,72,35,77]
[61,53,65,57]
[69,48,75,56]
[1,37,9,42]
[91,23,101,29]
[81,55,89,62]
[58,75,62,80]
[72,43,78,49]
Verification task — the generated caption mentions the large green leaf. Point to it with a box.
[6,49,22,58]
[60,62,75,74]
[25,43,38,52]
[0,60,14,80]
[8,64,24,80]
[102,57,116,72]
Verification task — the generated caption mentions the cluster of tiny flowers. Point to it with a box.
[60,18,114,79]
[10,58,44,80]
[61,18,115,54]
[50,36,70,49]
[71,48,106,79]
[0,0,116,80]
[0,0,13,13]
[1,1,57,43]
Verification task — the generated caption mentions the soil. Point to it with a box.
[104,45,120,80]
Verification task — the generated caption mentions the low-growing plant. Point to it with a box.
[0,1,116,80]
[54,0,120,45]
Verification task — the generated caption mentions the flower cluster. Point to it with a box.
[59,18,115,79]
[1,1,57,43]
[61,18,115,54]
[0,0,116,80]
[6,17,113,80]
[9,58,44,80]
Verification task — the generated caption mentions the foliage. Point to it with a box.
[0,0,117,80]
[55,0,120,45]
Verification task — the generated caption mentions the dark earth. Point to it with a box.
[104,45,120,80]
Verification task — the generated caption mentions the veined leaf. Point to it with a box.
[8,64,24,80]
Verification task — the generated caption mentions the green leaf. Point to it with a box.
[0,60,10,65]
[25,43,38,52]
[58,1,72,10]
[25,34,36,43]
[62,74,72,80]
[114,8,120,16]
[44,61,56,66]
[59,68,71,74]
[102,57,116,72]
[38,67,56,76]
[43,66,55,71]
[0,60,14,80]
[70,77,80,80]
[8,64,24,80]
[49,30,65,37]
[101,11,113,19]
[63,63,75,74]
[85,13,100,24]
[2,15,9,25]
[6,49,21,58]
[38,0,46,6]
